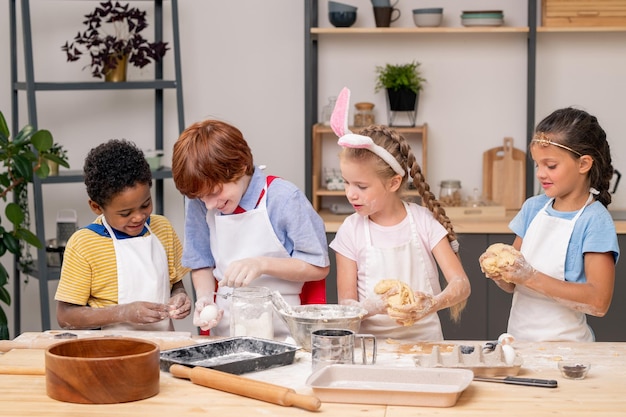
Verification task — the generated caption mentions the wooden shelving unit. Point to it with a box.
[9,0,185,332]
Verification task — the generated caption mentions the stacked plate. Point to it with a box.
[461,10,503,27]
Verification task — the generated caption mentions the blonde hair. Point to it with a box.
[341,124,466,322]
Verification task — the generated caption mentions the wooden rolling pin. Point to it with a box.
[169,364,321,411]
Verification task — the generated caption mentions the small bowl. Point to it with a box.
[144,149,164,170]
[45,337,160,403]
[413,8,443,27]
[329,11,357,28]
[328,1,357,13]
[558,361,590,380]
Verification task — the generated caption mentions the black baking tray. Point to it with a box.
[159,336,298,375]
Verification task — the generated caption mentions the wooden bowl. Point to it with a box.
[45,337,160,404]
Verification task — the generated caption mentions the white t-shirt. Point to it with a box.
[329,202,448,301]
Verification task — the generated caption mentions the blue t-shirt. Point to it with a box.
[182,167,329,270]
[509,194,619,283]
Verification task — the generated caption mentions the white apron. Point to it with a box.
[508,194,594,342]
[101,216,172,331]
[207,181,303,338]
[359,202,443,341]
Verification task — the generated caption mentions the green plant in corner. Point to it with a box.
[0,111,70,340]
[61,0,169,79]
[375,61,426,94]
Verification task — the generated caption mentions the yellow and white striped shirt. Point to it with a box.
[55,214,189,308]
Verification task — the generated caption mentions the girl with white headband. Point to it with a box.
[480,107,619,342]
[329,88,471,341]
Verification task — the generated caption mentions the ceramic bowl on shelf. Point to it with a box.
[329,11,357,27]
[413,8,443,27]
[328,1,357,13]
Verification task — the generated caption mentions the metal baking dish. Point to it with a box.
[159,336,298,375]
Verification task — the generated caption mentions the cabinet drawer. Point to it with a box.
[543,0,626,26]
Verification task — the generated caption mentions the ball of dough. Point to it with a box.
[480,243,521,281]
[200,304,219,322]
[374,279,433,326]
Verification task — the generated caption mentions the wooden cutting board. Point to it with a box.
[0,349,45,375]
[0,330,199,353]
[482,137,526,210]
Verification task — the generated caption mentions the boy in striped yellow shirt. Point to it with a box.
[55,139,191,330]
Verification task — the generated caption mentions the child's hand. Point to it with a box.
[168,292,191,319]
[386,291,435,326]
[499,255,536,285]
[221,258,263,287]
[119,301,170,324]
[192,296,224,331]
[340,297,387,317]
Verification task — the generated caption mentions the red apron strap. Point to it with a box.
[234,175,279,213]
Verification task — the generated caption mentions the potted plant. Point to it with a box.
[375,61,426,125]
[46,143,68,176]
[0,111,70,339]
[61,0,169,81]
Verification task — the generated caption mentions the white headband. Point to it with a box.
[330,87,405,177]
[338,134,406,177]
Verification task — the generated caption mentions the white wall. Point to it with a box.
[0,0,625,337]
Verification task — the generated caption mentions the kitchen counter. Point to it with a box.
[1,334,625,416]
[320,210,626,234]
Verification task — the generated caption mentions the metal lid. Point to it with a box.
[440,180,462,188]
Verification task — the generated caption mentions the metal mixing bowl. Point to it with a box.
[277,304,367,351]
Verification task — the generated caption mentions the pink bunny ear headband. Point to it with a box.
[330,87,406,178]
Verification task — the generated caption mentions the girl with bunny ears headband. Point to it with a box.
[329,88,470,339]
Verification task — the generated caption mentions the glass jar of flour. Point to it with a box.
[230,287,274,339]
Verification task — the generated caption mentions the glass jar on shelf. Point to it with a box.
[354,102,375,127]
[439,180,462,207]
[320,96,337,125]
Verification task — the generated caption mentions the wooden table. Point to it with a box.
[1,337,625,416]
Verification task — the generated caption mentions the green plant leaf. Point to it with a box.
[5,202,25,226]
[0,263,6,286]
[16,228,43,248]
[0,111,9,140]
[0,174,10,188]
[0,286,9,305]
[1,232,19,255]
[13,124,34,145]
[31,129,53,152]
[35,161,50,179]
[12,154,33,181]
[44,153,70,168]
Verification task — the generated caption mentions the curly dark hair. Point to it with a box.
[84,139,152,207]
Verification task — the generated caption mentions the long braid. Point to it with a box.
[358,125,466,322]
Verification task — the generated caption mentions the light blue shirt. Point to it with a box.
[182,167,329,270]
[509,194,619,283]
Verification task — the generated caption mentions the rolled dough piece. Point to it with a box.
[480,243,521,281]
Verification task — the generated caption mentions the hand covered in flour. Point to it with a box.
[386,291,436,326]
[118,301,171,325]
[221,258,264,288]
[479,244,535,285]
[498,254,536,285]
[193,296,224,331]
[340,297,387,317]
[167,291,191,320]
